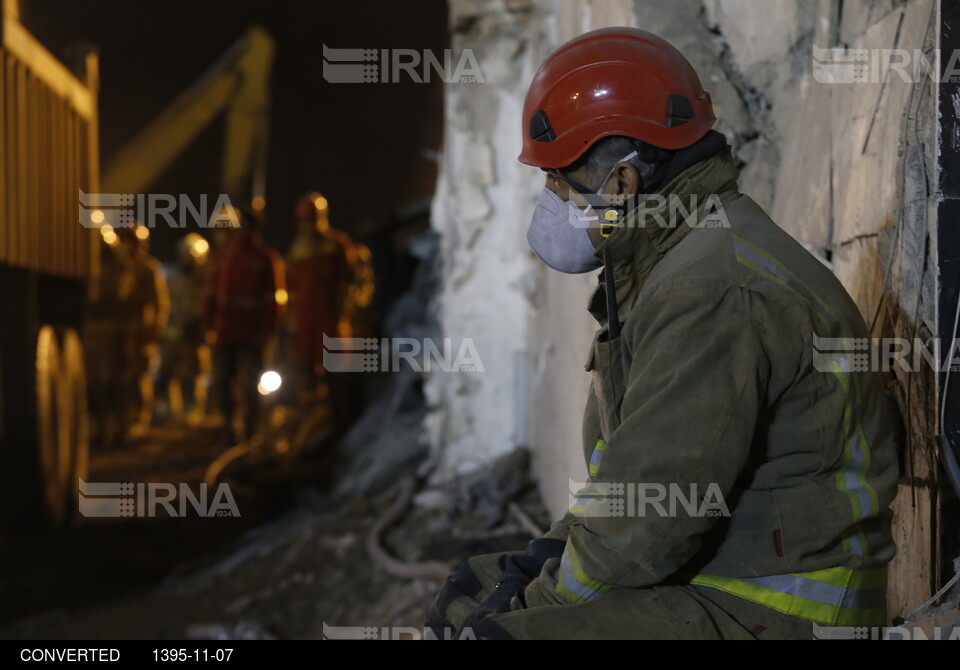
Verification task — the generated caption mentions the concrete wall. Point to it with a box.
[700,0,941,620]
[427,0,636,502]
[431,0,941,619]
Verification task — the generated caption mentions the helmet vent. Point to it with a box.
[529,109,557,142]
[665,94,695,128]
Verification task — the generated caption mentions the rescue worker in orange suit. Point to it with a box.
[203,207,279,444]
[287,193,352,413]
[199,224,238,420]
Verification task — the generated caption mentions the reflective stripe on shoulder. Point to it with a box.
[732,234,839,330]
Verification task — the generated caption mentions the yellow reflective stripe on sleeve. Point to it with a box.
[588,439,606,477]
[556,540,614,603]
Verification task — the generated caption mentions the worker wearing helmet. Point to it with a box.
[428,27,899,640]
[287,192,353,408]
[203,206,280,444]
[154,233,209,423]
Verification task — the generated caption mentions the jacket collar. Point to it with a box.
[588,150,741,325]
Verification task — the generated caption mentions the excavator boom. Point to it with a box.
[102,26,274,203]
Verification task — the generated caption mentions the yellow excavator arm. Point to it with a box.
[102,26,274,202]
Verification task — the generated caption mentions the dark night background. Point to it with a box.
[20,0,447,262]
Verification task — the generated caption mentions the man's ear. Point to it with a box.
[614,163,642,196]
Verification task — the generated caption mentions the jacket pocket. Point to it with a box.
[588,329,628,440]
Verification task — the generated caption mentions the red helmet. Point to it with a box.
[518,27,716,168]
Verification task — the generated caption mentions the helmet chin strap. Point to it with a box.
[549,149,661,334]
[555,151,641,233]
[597,152,629,340]
[591,151,641,341]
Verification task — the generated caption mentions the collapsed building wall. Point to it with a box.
[429,0,944,620]
[702,0,943,621]
[427,0,628,502]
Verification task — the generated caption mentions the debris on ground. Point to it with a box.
[1,228,551,640]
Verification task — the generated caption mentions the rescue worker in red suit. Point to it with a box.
[203,207,279,444]
[287,193,352,409]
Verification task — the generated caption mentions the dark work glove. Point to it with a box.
[425,560,485,640]
[461,538,565,634]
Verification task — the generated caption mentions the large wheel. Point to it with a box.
[35,326,89,527]
[61,329,89,523]
[36,325,65,523]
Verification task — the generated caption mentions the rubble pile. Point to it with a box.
[3,230,551,640]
